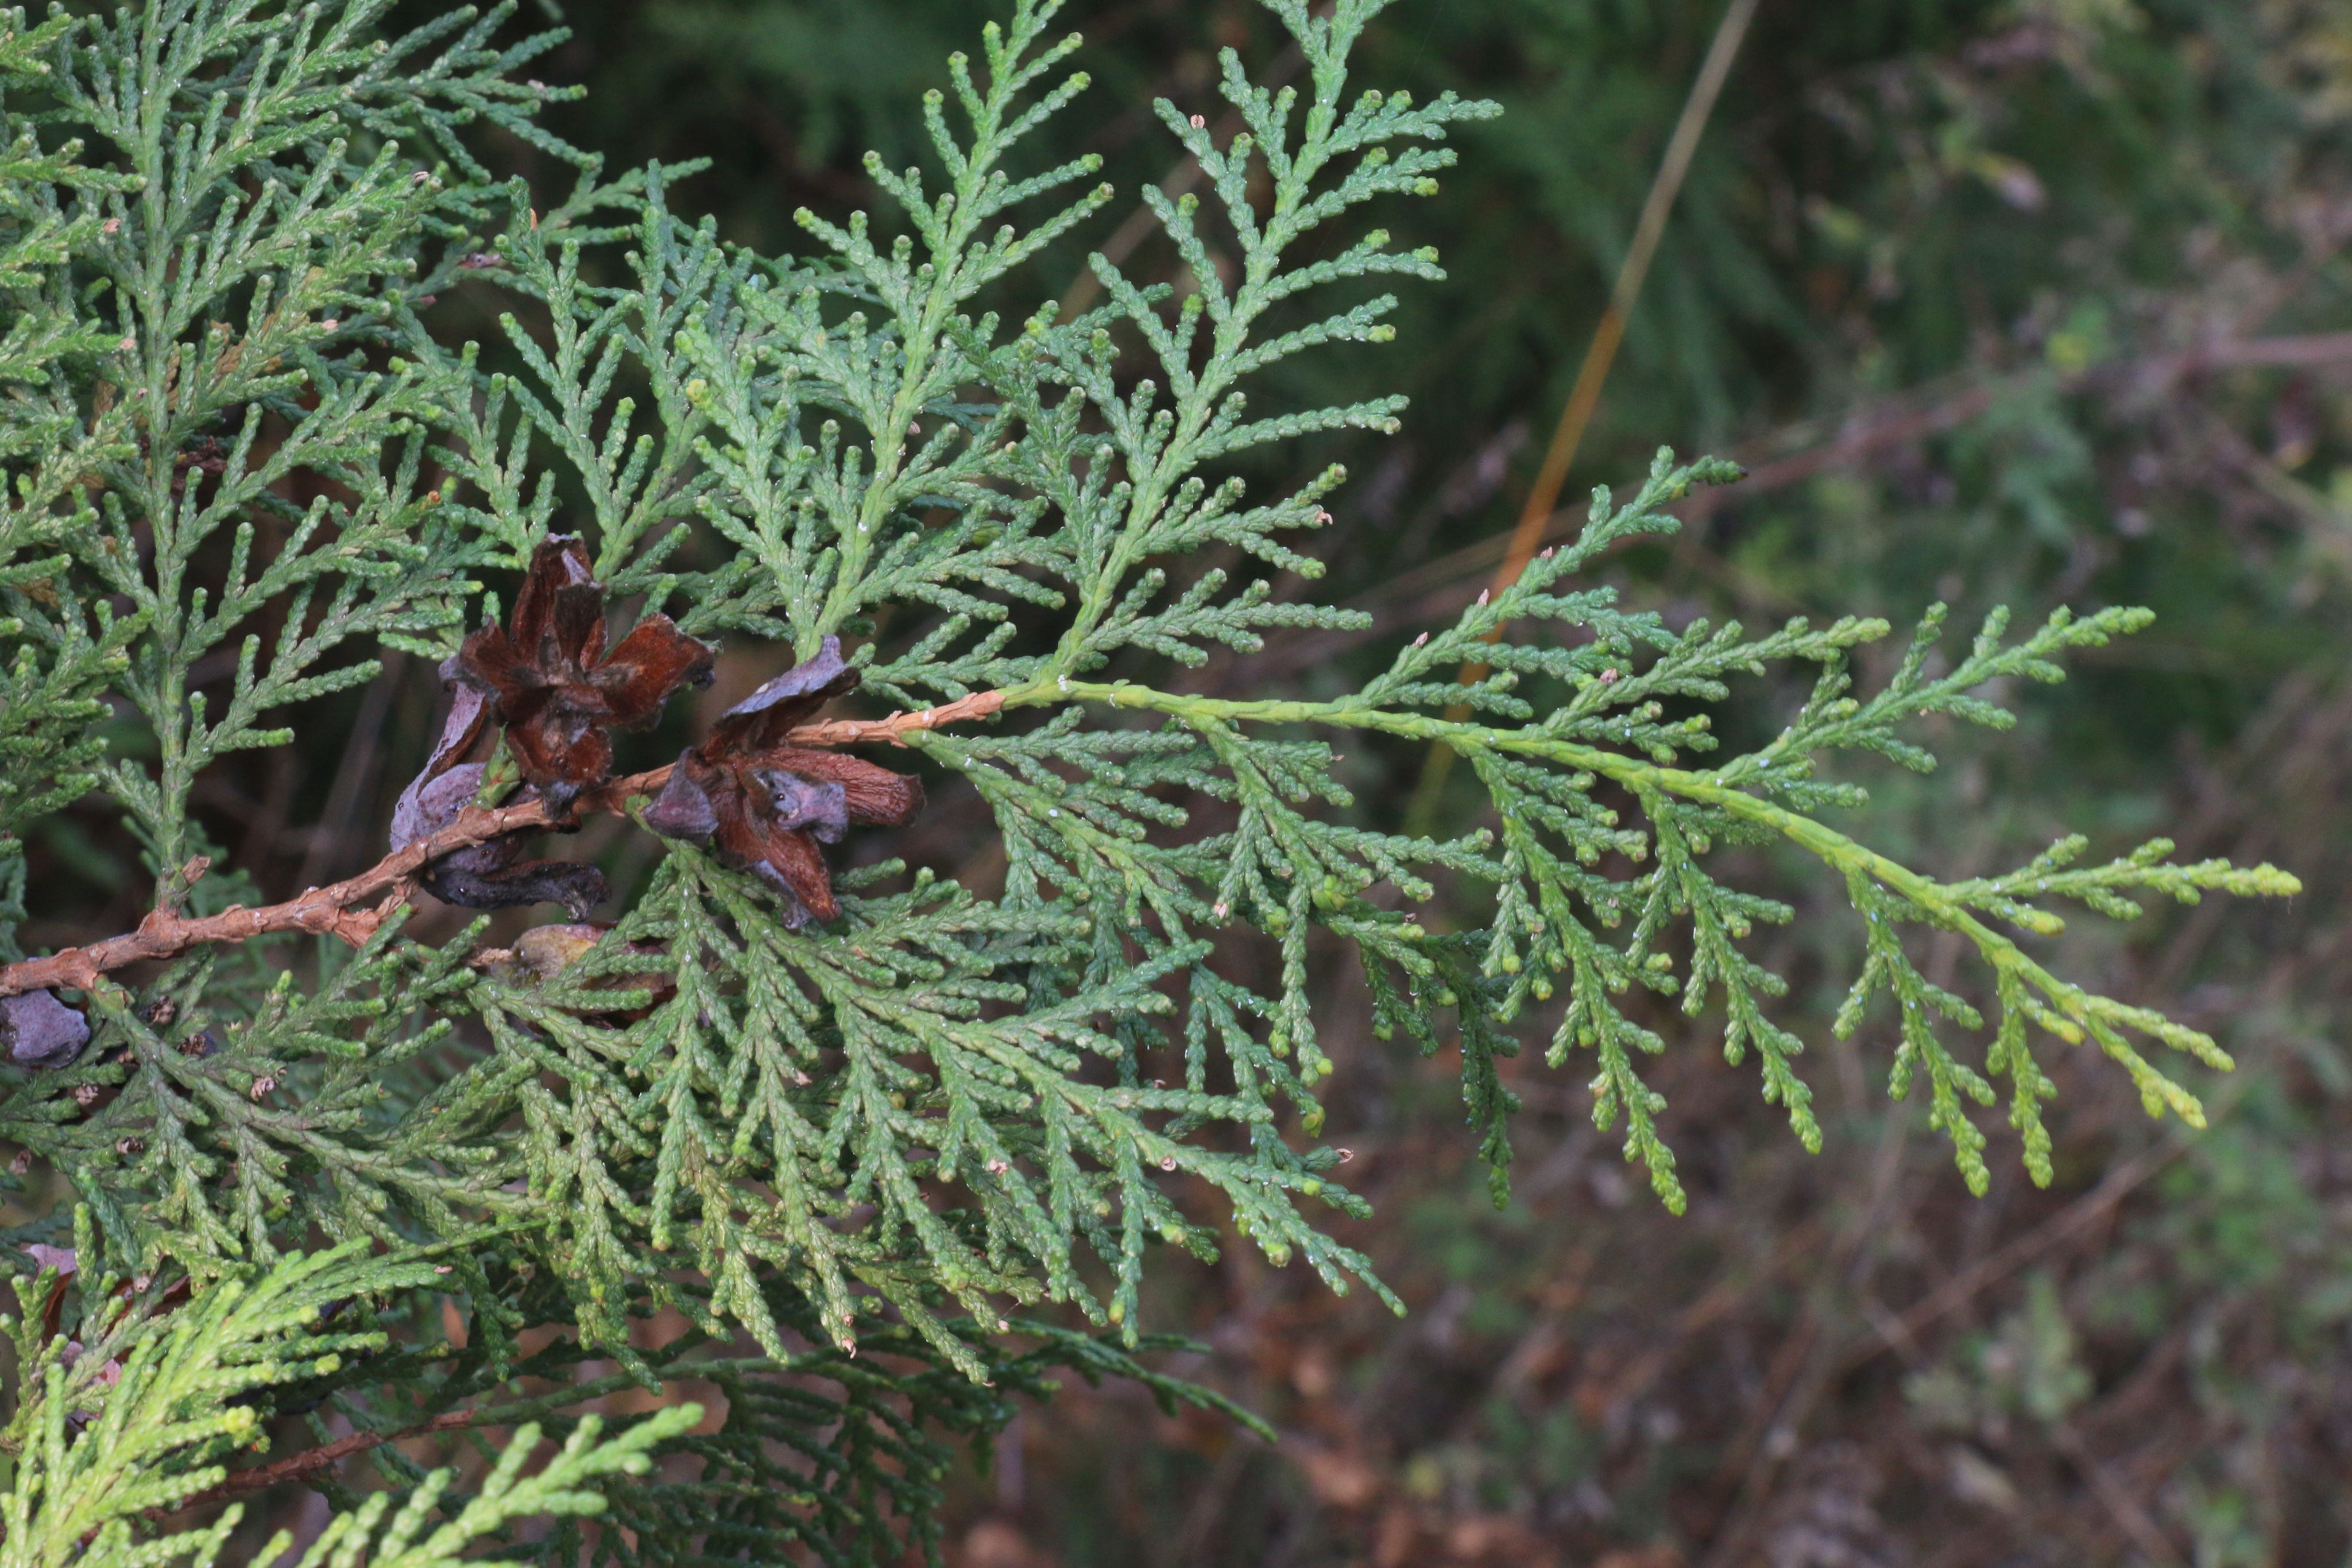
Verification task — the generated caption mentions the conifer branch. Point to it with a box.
[0,0,2304,1558]
[1038,675,2305,1080]
[0,691,1008,997]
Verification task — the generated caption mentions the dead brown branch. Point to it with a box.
[0,689,1008,1000]
[180,1408,480,1509]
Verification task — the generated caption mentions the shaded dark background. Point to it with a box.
[53,0,2352,1562]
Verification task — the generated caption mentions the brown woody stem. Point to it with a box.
[0,690,1007,998]
[172,1408,481,1512]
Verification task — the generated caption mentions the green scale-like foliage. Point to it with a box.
[0,0,2297,1561]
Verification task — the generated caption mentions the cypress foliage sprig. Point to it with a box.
[0,0,2298,1559]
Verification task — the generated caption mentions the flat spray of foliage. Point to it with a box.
[0,0,2296,1559]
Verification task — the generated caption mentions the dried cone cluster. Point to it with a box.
[3,536,927,1063]
[645,637,923,927]
[447,535,714,812]
[388,677,619,918]
[393,536,921,927]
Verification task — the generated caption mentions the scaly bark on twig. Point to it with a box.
[0,690,1007,998]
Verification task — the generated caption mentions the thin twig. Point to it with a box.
[188,1408,481,1505]
[172,1350,808,1515]
[1477,0,1763,613]
[2051,1420,2190,1568]
[1209,327,2352,700]
[1409,0,1762,826]
[1832,1132,2187,1374]
[0,689,1009,998]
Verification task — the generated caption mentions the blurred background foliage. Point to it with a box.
[37,0,2351,1561]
